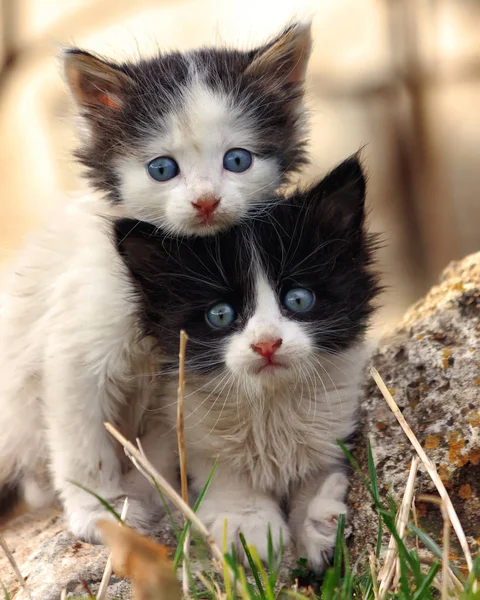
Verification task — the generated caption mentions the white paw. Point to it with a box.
[298,473,349,573]
[66,497,162,544]
[203,505,290,565]
[67,504,116,544]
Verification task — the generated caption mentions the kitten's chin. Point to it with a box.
[244,361,298,389]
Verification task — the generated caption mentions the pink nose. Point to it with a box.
[192,196,220,218]
[251,338,283,359]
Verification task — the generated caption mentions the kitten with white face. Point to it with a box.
[0,22,311,543]
[115,157,381,570]
[64,22,311,234]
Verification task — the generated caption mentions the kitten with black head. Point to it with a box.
[0,22,311,543]
[115,156,381,571]
[64,21,311,234]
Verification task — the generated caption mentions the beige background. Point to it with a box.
[1,0,479,334]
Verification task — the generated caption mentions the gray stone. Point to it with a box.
[348,251,480,563]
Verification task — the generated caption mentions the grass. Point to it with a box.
[1,348,478,599]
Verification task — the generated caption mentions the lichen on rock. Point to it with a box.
[348,251,480,563]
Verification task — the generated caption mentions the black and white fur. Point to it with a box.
[115,157,381,570]
[0,22,312,543]
[64,22,312,235]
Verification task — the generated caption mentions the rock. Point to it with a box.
[1,506,299,600]
[348,251,480,562]
[1,509,110,599]
[0,507,180,600]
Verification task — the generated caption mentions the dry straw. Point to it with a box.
[370,367,473,574]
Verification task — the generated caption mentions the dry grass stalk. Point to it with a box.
[378,456,419,598]
[412,496,420,554]
[182,531,191,599]
[104,422,225,567]
[369,553,380,600]
[0,532,32,600]
[370,367,474,574]
[60,588,67,600]
[177,330,189,505]
[419,554,463,593]
[97,497,129,600]
[176,330,190,598]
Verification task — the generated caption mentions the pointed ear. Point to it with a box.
[244,21,312,85]
[308,155,366,231]
[63,49,134,111]
[114,219,162,286]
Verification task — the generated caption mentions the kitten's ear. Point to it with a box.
[244,21,312,86]
[63,49,134,111]
[308,156,366,231]
[114,219,162,286]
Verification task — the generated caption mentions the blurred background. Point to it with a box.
[0,0,479,335]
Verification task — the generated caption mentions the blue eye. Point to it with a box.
[223,148,252,173]
[283,288,314,313]
[147,156,179,182]
[206,302,236,329]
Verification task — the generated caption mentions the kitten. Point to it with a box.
[0,22,312,542]
[63,21,311,235]
[115,156,381,571]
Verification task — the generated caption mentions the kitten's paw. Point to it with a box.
[297,473,349,573]
[67,497,161,544]
[205,506,290,565]
[67,505,116,544]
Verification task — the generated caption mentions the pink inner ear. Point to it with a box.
[98,93,121,110]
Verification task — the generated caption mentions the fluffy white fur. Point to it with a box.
[0,197,177,541]
[117,84,281,236]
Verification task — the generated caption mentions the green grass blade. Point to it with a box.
[1,582,11,600]
[321,567,336,600]
[375,517,383,559]
[337,440,374,499]
[68,480,122,522]
[380,509,416,572]
[411,562,440,600]
[237,565,255,600]
[380,509,418,596]
[268,527,283,590]
[367,440,379,504]
[173,458,217,570]
[462,552,480,595]
[333,513,346,589]
[248,545,275,600]
[341,529,351,600]
[239,532,267,600]
[152,480,179,540]
[366,441,387,560]
[407,524,464,581]
[267,525,274,574]
[223,520,233,600]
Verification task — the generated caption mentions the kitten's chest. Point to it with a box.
[173,387,356,494]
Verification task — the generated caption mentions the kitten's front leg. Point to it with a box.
[289,471,349,573]
[43,356,153,543]
[192,465,290,564]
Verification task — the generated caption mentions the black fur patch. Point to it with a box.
[69,27,309,202]
[115,157,382,373]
